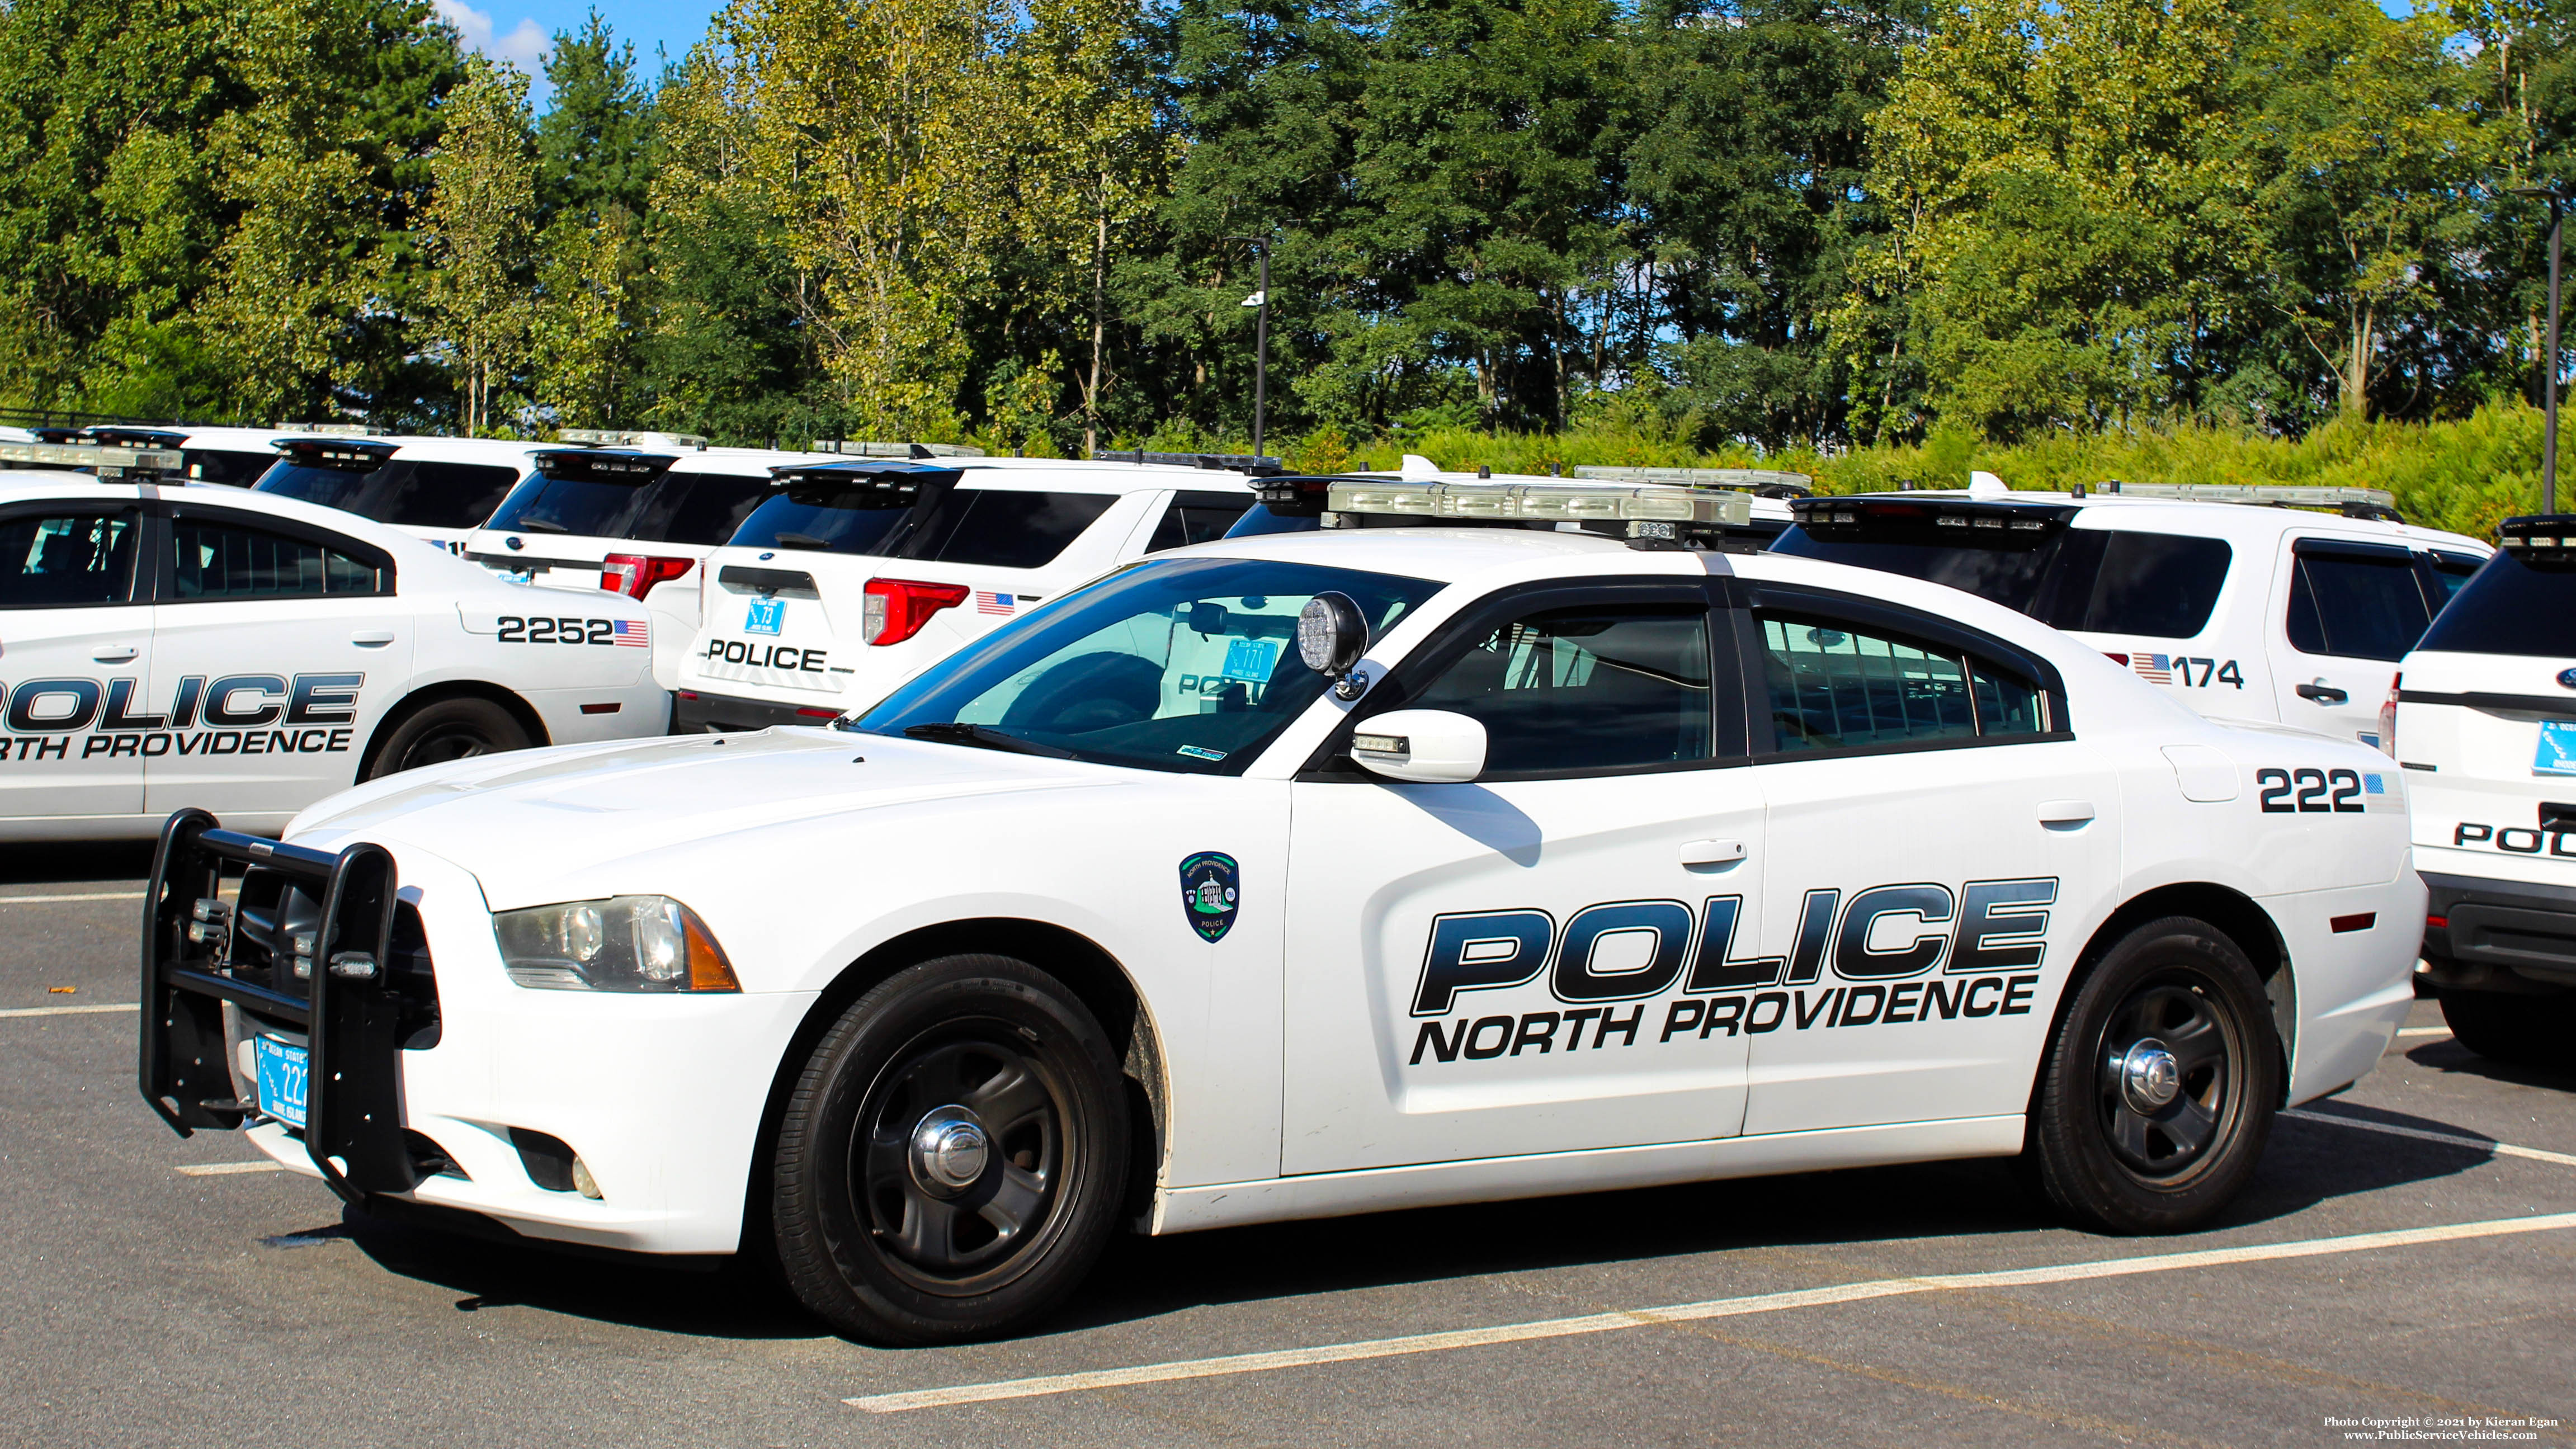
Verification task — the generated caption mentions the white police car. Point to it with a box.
[1773,477,2489,747]
[0,441,666,839]
[253,435,545,553]
[140,474,2421,1343]
[463,443,839,689]
[672,451,1260,731]
[2389,515,2576,1066]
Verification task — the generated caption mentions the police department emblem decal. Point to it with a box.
[1178,852,1240,942]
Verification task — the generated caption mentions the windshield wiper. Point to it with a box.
[902,722,1077,759]
[772,531,834,550]
[509,517,569,534]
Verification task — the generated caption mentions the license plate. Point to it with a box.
[2535,720,2576,776]
[744,596,785,635]
[253,1036,309,1129]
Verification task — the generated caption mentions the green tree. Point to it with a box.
[530,15,657,428]
[423,56,539,434]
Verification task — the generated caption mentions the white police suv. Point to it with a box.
[463,443,838,689]
[2389,515,2576,1067]
[1773,478,2488,747]
[253,435,544,553]
[672,451,1261,731]
[0,441,666,839]
[141,474,2421,1343]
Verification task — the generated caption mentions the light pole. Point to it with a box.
[2515,183,2572,512]
[1230,235,1271,460]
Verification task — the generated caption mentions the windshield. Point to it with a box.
[1770,523,2068,615]
[487,474,652,537]
[854,557,1442,773]
[2416,549,2576,658]
[732,482,1116,565]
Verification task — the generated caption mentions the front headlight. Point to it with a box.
[495,895,741,993]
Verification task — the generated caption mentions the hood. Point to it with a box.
[289,728,1110,907]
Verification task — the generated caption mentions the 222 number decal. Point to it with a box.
[2256,766,2365,813]
[496,615,616,645]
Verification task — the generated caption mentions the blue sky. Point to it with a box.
[433,0,715,107]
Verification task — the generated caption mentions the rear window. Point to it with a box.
[485,474,652,538]
[628,471,772,545]
[256,457,522,530]
[182,448,273,486]
[2285,542,2432,662]
[730,484,1117,569]
[2067,531,2231,637]
[2416,550,2576,658]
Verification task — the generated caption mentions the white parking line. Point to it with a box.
[0,1002,139,1018]
[844,1211,2576,1413]
[175,1161,286,1177]
[2395,1026,2451,1038]
[0,891,145,904]
[2282,1107,2576,1168]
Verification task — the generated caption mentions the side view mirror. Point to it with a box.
[1350,709,1487,784]
[1298,591,1371,700]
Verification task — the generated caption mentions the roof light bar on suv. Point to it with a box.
[1088,447,1282,476]
[1791,496,2077,539]
[531,448,679,482]
[560,428,712,450]
[1573,466,1812,498]
[0,438,186,479]
[814,440,986,459]
[1310,476,1753,547]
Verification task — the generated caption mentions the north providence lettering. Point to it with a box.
[1408,879,2055,1065]
[0,673,364,761]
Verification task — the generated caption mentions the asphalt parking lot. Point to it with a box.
[4,843,2570,1449]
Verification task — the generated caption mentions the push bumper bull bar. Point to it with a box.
[137,808,423,1206]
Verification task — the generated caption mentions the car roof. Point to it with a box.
[1833,487,2488,553]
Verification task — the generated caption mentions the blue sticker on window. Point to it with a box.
[744,596,785,636]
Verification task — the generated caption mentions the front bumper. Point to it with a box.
[2420,870,2576,994]
[672,687,843,734]
[140,813,817,1255]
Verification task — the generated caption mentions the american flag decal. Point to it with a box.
[2131,652,2174,685]
[612,619,649,648]
[975,589,1017,616]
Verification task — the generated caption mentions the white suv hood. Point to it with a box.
[286,728,1107,908]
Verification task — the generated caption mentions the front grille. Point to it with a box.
[227,866,441,1048]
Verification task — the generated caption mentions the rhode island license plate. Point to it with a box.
[2535,720,2576,776]
[253,1035,309,1129]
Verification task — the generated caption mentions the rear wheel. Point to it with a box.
[2440,988,2576,1070]
[2025,916,2281,1233]
[364,697,530,779]
[771,954,1128,1344]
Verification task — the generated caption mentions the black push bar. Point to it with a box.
[138,809,428,1205]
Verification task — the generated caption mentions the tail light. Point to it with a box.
[862,578,970,645]
[2377,671,2400,757]
[601,553,695,601]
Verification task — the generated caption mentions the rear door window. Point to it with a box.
[181,449,273,486]
[374,461,522,530]
[893,489,1117,569]
[628,471,772,545]
[1145,490,1256,553]
[486,474,651,537]
[1755,611,2051,753]
[168,517,385,600]
[2285,540,2432,662]
[2070,532,2231,637]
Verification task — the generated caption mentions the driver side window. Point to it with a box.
[1405,602,1714,776]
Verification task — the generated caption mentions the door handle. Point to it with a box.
[350,631,397,648]
[2296,682,2348,705]
[2037,800,2097,828]
[1679,839,1748,867]
[91,646,138,664]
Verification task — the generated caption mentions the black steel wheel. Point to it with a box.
[364,697,530,779]
[2440,988,2576,1071]
[2025,915,2280,1233]
[771,954,1127,1344]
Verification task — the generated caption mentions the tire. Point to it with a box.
[2024,915,2282,1233]
[363,697,531,780]
[771,954,1129,1344]
[2440,988,2576,1070]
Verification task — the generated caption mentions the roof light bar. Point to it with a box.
[815,440,986,459]
[534,448,678,480]
[271,422,372,436]
[1572,466,1812,497]
[562,428,711,450]
[1088,447,1282,476]
[0,440,185,478]
[1325,479,1754,528]
[2094,481,2396,508]
[2495,515,2576,550]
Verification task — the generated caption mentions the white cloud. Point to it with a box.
[432,0,553,104]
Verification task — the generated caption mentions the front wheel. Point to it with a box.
[771,954,1129,1344]
[2024,915,2281,1233]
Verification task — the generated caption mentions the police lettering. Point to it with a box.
[0,673,364,764]
[706,639,828,673]
[2453,820,2576,857]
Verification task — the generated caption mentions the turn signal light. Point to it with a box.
[601,553,694,600]
[862,577,969,646]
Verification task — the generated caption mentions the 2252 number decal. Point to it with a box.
[496,616,618,645]
[2256,766,2365,813]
